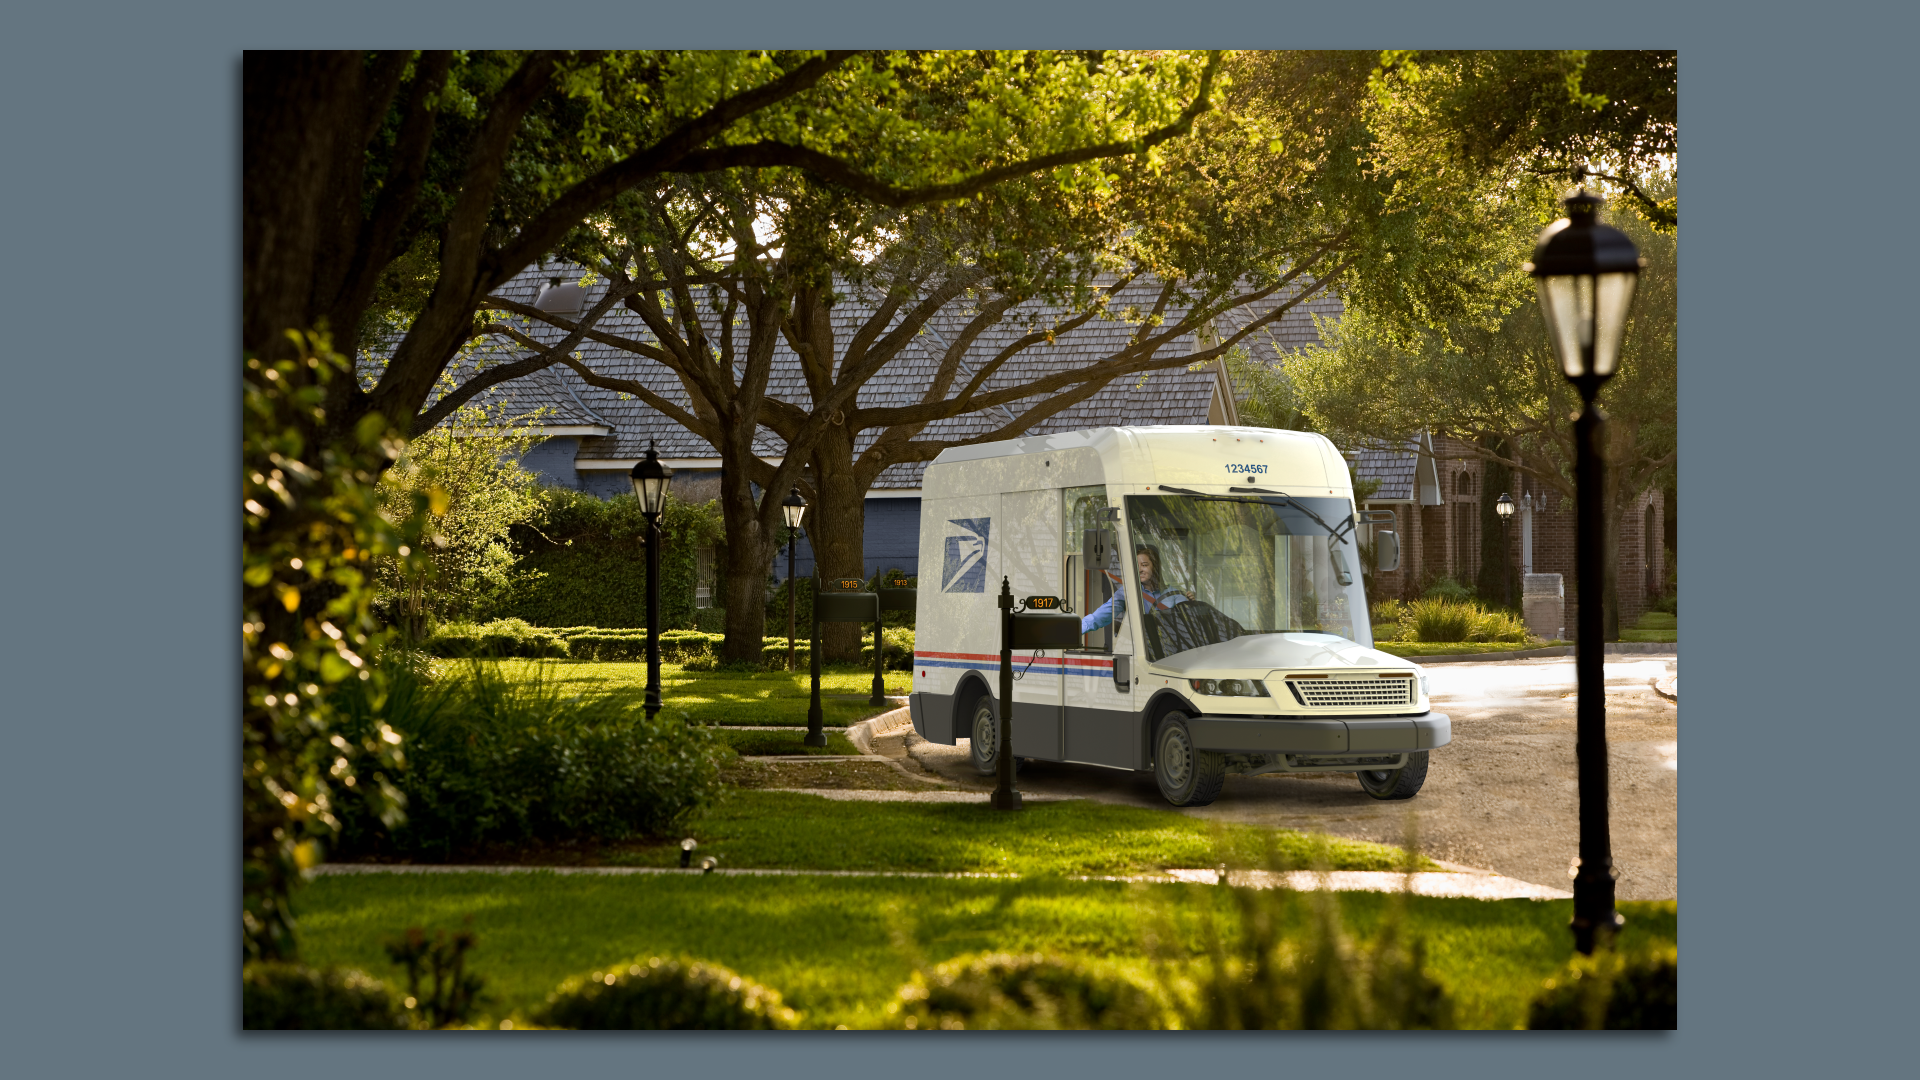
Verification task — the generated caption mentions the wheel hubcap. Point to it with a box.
[974,708,995,759]
[1161,731,1191,786]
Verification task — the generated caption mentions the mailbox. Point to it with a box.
[816,590,878,624]
[877,587,917,614]
[1011,610,1083,649]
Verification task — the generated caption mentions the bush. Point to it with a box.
[1527,947,1677,1029]
[1420,574,1475,604]
[332,660,732,860]
[425,618,570,659]
[1400,598,1529,644]
[243,963,405,1029]
[887,952,1171,1030]
[492,487,724,630]
[1648,591,1677,615]
[861,627,916,672]
[534,957,799,1029]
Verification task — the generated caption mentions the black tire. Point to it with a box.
[966,696,1021,777]
[1153,712,1225,806]
[1357,751,1430,800]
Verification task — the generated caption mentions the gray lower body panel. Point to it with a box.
[1011,701,1063,760]
[1064,706,1146,771]
[1188,713,1449,755]
[910,691,957,744]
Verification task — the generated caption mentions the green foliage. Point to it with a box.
[1401,598,1529,644]
[888,953,1171,1030]
[1420,574,1476,603]
[535,957,799,1030]
[385,921,486,1029]
[1168,877,1454,1030]
[333,660,732,860]
[242,963,405,1029]
[243,332,417,960]
[1527,946,1677,1029]
[375,396,548,637]
[426,618,572,658]
[491,486,723,630]
[861,627,916,671]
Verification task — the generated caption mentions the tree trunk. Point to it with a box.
[809,428,868,662]
[1476,437,1514,608]
[715,449,780,664]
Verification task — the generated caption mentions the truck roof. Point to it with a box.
[926,425,1352,493]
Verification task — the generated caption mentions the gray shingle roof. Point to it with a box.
[425,261,1343,489]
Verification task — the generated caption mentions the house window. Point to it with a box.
[695,545,715,608]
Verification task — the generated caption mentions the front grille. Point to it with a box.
[1289,678,1413,708]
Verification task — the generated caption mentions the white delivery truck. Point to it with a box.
[907,425,1450,806]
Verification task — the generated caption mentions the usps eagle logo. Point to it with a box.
[941,518,991,593]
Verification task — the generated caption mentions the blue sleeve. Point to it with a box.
[1081,591,1125,633]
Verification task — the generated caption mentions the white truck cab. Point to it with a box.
[907,425,1449,806]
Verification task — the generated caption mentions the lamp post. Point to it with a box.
[1495,493,1515,609]
[1525,174,1642,955]
[781,488,808,672]
[631,440,674,720]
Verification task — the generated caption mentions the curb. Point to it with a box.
[845,703,913,754]
[1398,642,1677,664]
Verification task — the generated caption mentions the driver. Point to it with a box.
[1081,544,1195,633]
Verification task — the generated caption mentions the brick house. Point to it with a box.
[1348,432,1665,629]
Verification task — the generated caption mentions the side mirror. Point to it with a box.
[1375,530,1400,574]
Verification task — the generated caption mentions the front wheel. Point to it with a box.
[967,697,1021,777]
[1154,712,1225,806]
[1357,751,1430,800]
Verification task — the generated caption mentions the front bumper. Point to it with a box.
[1187,713,1450,755]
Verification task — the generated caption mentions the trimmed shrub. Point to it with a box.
[887,952,1171,1030]
[425,618,570,659]
[1527,947,1677,1030]
[492,487,723,630]
[332,661,732,860]
[243,963,405,1029]
[534,957,799,1030]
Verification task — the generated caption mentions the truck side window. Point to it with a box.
[1064,487,1115,652]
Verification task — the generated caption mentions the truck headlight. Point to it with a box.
[1189,678,1270,698]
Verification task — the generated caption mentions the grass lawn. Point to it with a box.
[713,728,862,756]
[296,871,1677,1029]
[488,659,911,727]
[1621,611,1677,643]
[1374,640,1569,658]
[590,790,1434,875]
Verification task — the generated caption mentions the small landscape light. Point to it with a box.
[701,856,718,875]
[680,838,696,868]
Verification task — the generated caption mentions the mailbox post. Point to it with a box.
[989,577,1083,812]
[874,581,917,708]
[809,576,879,749]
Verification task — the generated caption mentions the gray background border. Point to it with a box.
[2,0,1910,1074]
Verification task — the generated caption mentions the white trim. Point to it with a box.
[576,457,737,470]
[866,488,923,499]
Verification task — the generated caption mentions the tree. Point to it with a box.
[1364,50,1677,230]
[469,51,1533,660]
[1284,190,1676,638]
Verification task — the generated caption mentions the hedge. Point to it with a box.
[489,488,724,630]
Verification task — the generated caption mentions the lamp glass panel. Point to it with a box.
[633,475,669,516]
[783,503,806,529]
[1589,271,1638,378]
[1537,274,1594,377]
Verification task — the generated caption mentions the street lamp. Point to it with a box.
[1525,173,1642,955]
[631,440,674,720]
[782,487,808,672]
[1495,493,1515,609]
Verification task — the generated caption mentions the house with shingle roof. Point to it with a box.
[424,263,1343,593]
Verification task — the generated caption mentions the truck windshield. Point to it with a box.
[1126,493,1370,661]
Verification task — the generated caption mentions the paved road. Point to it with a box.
[889,656,1677,900]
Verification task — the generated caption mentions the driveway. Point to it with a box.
[891,656,1678,900]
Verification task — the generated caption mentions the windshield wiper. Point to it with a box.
[1157,484,1358,585]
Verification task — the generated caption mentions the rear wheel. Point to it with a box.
[1154,712,1225,806]
[967,697,1020,776]
[1357,751,1430,800]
